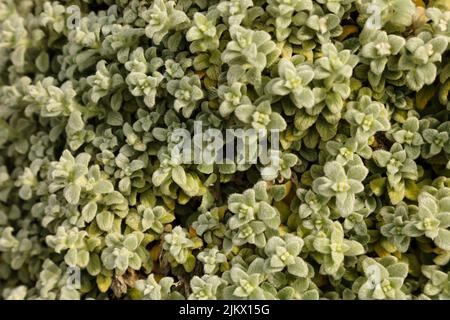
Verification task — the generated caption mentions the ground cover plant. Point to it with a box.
[1,0,450,300]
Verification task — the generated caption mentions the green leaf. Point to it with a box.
[287,257,309,277]
[172,166,187,187]
[87,254,102,276]
[36,51,50,73]
[258,202,276,220]
[82,201,97,223]
[64,184,81,205]
[68,111,84,131]
[435,229,450,251]
[373,150,391,167]
[269,113,287,131]
[235,104,255,123]
[183,254,196,273]
[93,180,114,194]
[107,111,124,126]
[370,177,386,196]
[295,111,317,131]
[344,240,365,256]
[316,118,336,140]
[96,211,114,231]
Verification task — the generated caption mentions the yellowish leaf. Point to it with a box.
[150,244,161,261]
[439,79,450,105]
[374,243,390,257]
[337,25,359,41]
[416,85,438,110]
[97,274,112,293]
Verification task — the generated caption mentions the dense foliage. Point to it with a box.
[1,0,450,300]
